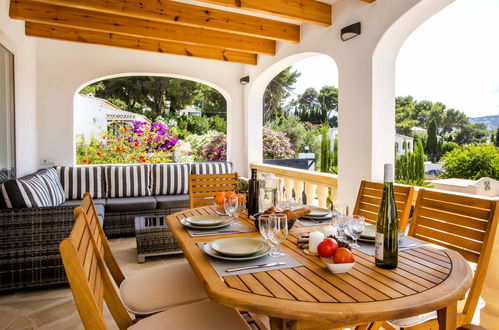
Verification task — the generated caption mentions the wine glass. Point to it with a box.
[258,214,275,251]
[278,189,290,210]
[268,214,288,257]
[348,215,365,248]
[331,202,348,240]
[224,196,239,229]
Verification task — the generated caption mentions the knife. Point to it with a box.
[225,262,286,273]
[191,230,239,235]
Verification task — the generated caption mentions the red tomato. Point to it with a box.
[317,238,338,258]
[333,248,355,263]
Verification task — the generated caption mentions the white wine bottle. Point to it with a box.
[375,164,399,269]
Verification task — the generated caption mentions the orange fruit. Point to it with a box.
[214,195,225,204]
[215,192,224,198]
[237,193,246,202]
[225,191,235,198]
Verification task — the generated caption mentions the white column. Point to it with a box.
[336,53,395,209]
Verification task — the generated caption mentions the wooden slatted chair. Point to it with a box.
[73,192,208,316]
[352,180,415,231]
[60,212,250,330]
[375,188,499,330]
[189,172,238,208]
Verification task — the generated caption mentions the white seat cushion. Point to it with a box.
[129,299,251,330]
[120,261,208,315]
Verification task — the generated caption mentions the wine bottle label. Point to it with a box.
[375,232,383,260]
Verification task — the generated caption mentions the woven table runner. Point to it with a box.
[353,237,426,256]
[197,242,302,277]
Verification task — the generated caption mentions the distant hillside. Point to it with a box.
[470,115,499,129]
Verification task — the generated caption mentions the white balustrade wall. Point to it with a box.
[251,163,338,209]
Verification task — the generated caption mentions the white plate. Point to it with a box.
[360,224,377,239]
[203,241,271,261]
[357,232,405,243]
[308,206,331,217]
[211,238,264,257]
[180,218,231,230]
[186,215,226,226]
[302,213,333,220]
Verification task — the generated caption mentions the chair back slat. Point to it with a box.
[61,213,134,329]
[74,193,126,286]
[409,188,499,324]
[189,173,238,209]
[353,180,414,231]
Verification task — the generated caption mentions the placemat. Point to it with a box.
[187,224,255,237]
[197,242,302,277]
[298,218,331,227]
[353,237,426,256]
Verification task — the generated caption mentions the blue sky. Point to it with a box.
[290,0,499,118]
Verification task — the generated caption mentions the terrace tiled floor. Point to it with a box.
[0,237,269,330]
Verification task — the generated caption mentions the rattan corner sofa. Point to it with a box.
[0,161,233,292]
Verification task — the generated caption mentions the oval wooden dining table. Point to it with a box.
[166,206,472,330]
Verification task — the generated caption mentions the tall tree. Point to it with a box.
[293,88,322,124]
[495,127,499,147]
[426,118,438,162]
[94,76,148,113]
[263,67,300,123]
[194,84,227,118]
[454,123,489,145]
[318,85,338,125]
[440,109,469,136]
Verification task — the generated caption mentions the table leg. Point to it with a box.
[437,301,457,330]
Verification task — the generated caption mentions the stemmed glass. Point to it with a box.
[224,195,239,230]
[347,215,365,248]
[331,202,348,241]
[258,214,275,252]
[268,214,288,257]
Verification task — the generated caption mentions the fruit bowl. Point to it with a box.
[321,257,355,273]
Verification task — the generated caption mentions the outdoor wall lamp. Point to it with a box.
[240,76,250,85]
[341,22,361,41]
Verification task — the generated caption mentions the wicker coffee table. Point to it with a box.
[134,215,182,263]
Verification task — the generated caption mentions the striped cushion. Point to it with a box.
[56,166,104,200]
[151,163,190,195]
[1,175,52,208]
[106,165,151,198]
[36,168,65,205]
[191,162,233,175]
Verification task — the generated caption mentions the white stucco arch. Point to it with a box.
[34,39,245,172]
[242,0,454,207]
[244,52,338,171]
[74,71,234,165]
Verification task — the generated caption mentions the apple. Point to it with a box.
[317,238,338,258]
[333,248,355,263]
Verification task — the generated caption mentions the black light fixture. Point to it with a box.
[240,76,250,85]
[341,22,361,41]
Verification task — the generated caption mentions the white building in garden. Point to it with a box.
[75,94,150,144]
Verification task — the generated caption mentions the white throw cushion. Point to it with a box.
[129,299,250,330]
[119,261,208,315]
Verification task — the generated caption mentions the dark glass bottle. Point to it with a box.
[247,169,260,216]
[375,164,399,269]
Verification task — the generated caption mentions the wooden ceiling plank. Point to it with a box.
[10,0,275,55]
[25,22,257,65]
[192,0,332,26]
[25,0,300,43]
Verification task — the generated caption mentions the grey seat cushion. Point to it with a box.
[105,196,157,212]
[154,195,189,209]
[61,199,107,206]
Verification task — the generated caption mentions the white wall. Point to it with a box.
[35,38,246,173]
[0,0,38,177]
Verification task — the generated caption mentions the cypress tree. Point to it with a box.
[426,118,438,162]
[495,128,499,147]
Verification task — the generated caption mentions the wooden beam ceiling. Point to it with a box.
[26,22,257,65]
[24,0,300,43]
[10,0,275,55]
[192,0,332,26]
[9,0,332,64]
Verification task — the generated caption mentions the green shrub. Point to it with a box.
[395,140,429,186]
[269,115,307,156]
[441,144,499,180]
[208,116,227,133]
